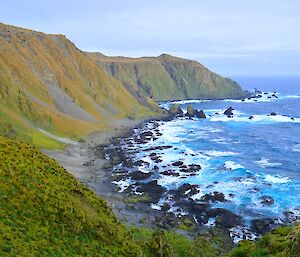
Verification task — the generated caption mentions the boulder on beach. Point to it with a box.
[169,104,184,116]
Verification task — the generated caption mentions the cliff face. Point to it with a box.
[88,53,244,101]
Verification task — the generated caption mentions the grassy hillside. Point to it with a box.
[0,136,224,257]
[88,53,244,101]
[0,23,159,149]
[0,136,144,256]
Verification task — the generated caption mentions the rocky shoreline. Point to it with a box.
[45,91,299,244]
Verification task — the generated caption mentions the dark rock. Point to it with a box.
[208,208,242,228]
[251,218,275,234]
[177,183,199,197]
[270,112,277,116]
[130,171,152,181]
[195,110,206,119]
[172,161,184,167]
[259,196,274,206]
[141,131,153,137]
[201,192,227,202]
[144,145,172,151]
[224,107,234,117]
[161,170,180,176]
[136,180,166,203]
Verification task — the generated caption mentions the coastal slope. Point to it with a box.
[0,22,243,149]
[88,53,244,101]
[0,23,159,148]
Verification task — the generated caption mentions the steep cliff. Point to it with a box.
[88,53,244,101]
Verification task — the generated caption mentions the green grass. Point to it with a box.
[0,136,142,256]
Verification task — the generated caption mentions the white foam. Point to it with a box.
[205,218,216,226]
[171,99,212,105]
[210,114,300,123]
[157,175,181,187]
[150,203,162,210]
[283,95,300,99]
[264,174,291,184]
[292,144,300,152]
[190,191,205,200]
[230,226,258,244]
[204,150,239,157]
[112,179,131,192]
[256,158,282,168]
[224,161,244,170]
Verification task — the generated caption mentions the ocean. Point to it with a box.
[109,77,300,242]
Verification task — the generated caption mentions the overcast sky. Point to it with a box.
[2,0,300,76]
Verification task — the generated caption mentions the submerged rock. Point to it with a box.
[259,196,274,206]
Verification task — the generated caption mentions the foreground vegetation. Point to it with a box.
[0,136,299,256]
